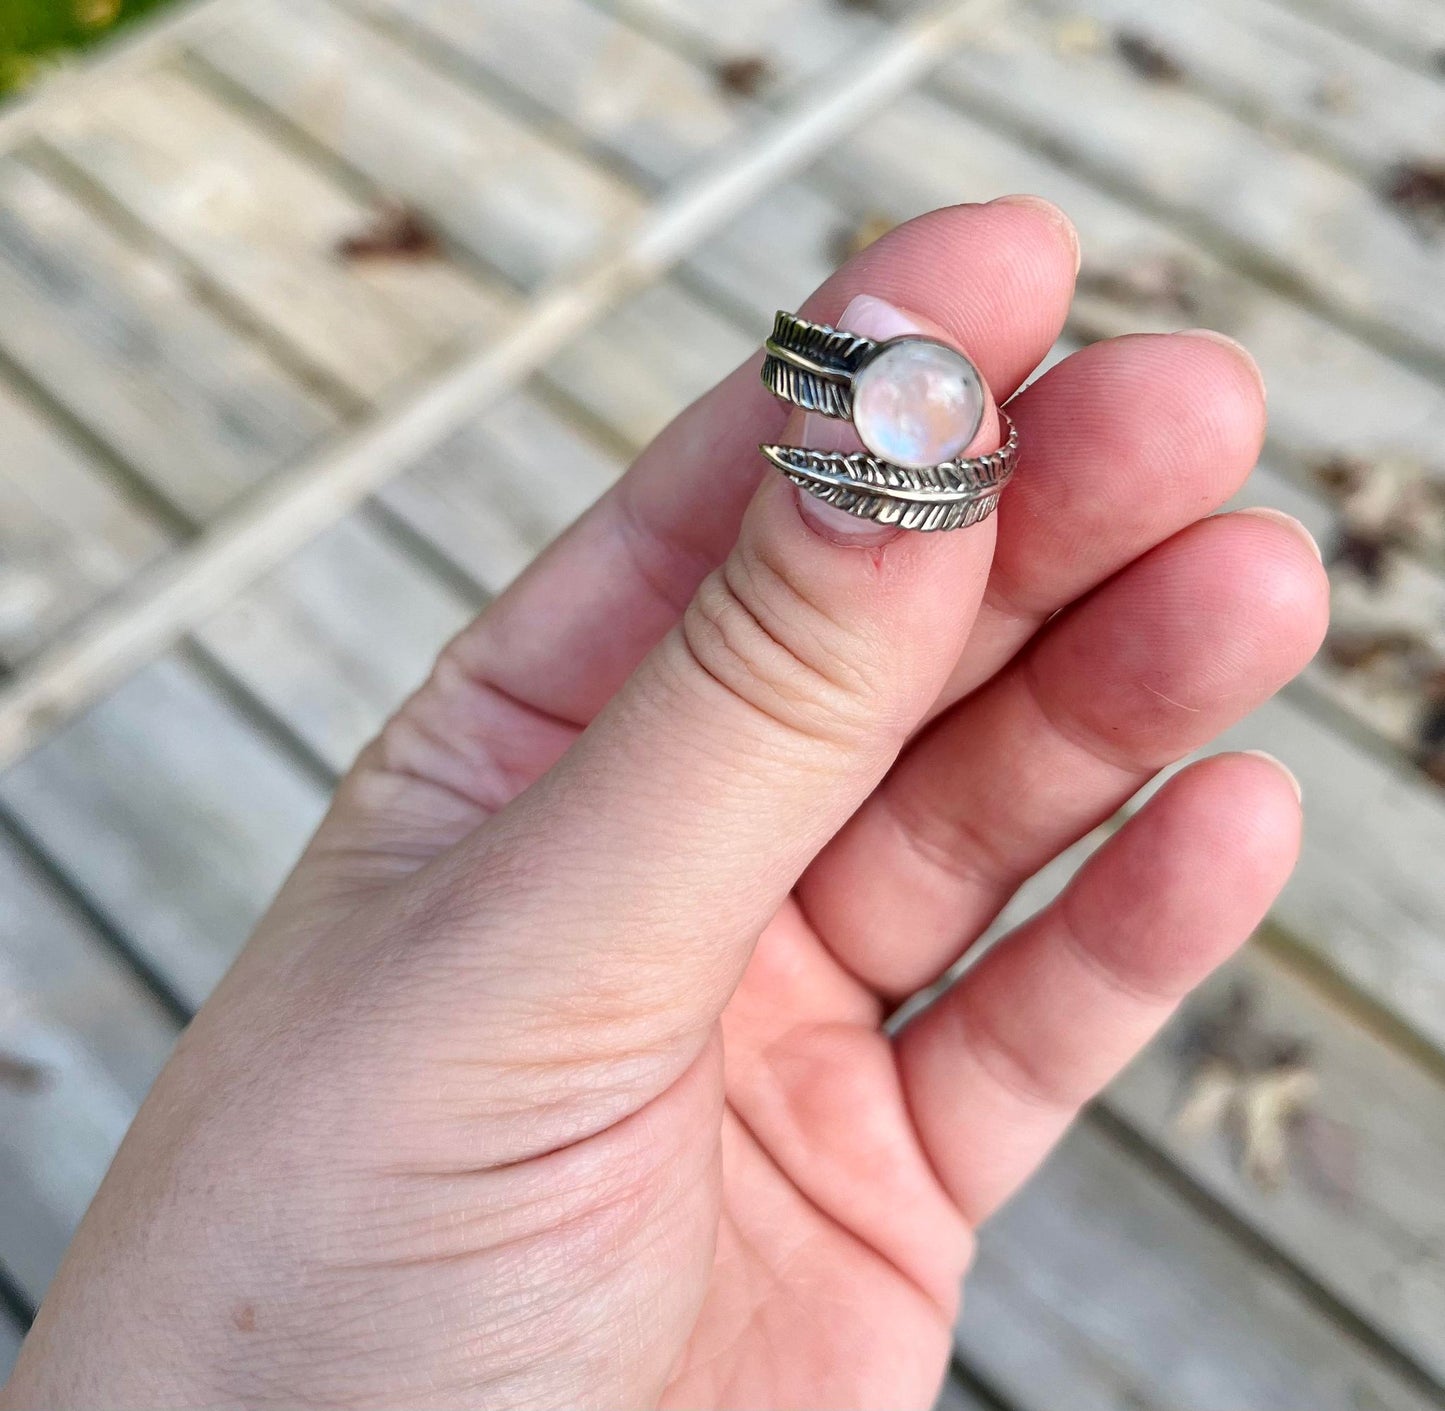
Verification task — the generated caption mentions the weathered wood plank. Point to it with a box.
[343,0,740,188]
[0,156,335,520]
[0,655,329,1011]
[534,4,1445,556]
[0,382,166,666]
[960,1120,1434,1411]
[194,513,475,775]
[40,67,499,400]
[1230,465,1445,759]
[926,9,1445,374]
[548,280,755,448]
[0,834,178,1305]
[377,388,625,596]
[688,91,1445,488]
[605,0,885,80]
[1112,946,1445,1384]
[0,0,990,770]
[1040,0,1445,175]
[1273,0,1445,66]
[188,0,647,289]
[1213,700,1445,1056]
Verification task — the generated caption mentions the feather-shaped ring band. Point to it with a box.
[759,309,1017,532]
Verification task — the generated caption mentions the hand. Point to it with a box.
[3,197,1327,1410]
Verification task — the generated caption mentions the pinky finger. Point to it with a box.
[896,751,1302,1227]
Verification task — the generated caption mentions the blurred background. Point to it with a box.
[0,0,1442,1407]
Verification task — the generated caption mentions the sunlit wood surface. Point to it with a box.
[1,1,1443,1405]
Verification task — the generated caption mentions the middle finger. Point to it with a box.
[801,500,1326,999]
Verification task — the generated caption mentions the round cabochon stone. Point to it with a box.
[851,338,986,468]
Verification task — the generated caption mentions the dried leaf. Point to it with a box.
[1173,1059,1236,1142]
[1323,628,1431,674]
[715,55,771,98]
[1312,454,1368,499]
[0,1053,50,1091]
[1172,984,1338,1191]
[1331,528,1395,584]
[1385,162,1445,225]
[1114,30,1184,83]
[1238,1064,1317,1190]
[337,203,442,262]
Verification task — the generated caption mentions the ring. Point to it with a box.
[758,310,1017,532]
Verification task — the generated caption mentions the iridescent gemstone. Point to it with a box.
[851,338,986,469]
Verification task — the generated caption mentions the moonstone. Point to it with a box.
[851,338,985,468]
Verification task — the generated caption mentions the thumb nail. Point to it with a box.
[796,490,902,545]
[792,294,943,547]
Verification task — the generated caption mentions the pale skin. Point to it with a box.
[3,196,1329,1410]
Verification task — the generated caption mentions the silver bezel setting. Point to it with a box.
[758,309,1018,532]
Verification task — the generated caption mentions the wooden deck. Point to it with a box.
[1,0,1443,1406]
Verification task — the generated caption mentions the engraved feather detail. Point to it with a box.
[761,445,1009,532]
[758,307,1019,532]
[760,310,875,419]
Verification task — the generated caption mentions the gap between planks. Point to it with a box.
[0,0,1002,772]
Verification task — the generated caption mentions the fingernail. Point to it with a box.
[791,294,944,544]
[1232,506,1323,562]
[795,489,901,545]
[988,193,1081,274]
[1241,749,1303,803]
[1179,328,1267,403]
[836,291,925,340]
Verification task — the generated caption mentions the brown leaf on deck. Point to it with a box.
[0,1052,51,1091]
[1331,528,1399,585]
[337,203,443,263]
[1323,628,1433,675]
[715,55,772,99]
[1114,31,1184,84]
[1384,162,1445,227]
[1173,983,1354,1198]
[1312,452,1445,580]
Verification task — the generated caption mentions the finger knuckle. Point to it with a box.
[679,544,881,747]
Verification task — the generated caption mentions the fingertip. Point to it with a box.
[812,199,1079,395]
[987,192,1081,274]
[1239,749,1303,803]
[1153,750,1305,888]
[1176,328,1267,404]
[1230,506,1322,562]
[1213,507,1332,665]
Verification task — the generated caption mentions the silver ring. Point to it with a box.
[759,310,1017,532]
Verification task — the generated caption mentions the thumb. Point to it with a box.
[428,295,1001,1042]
